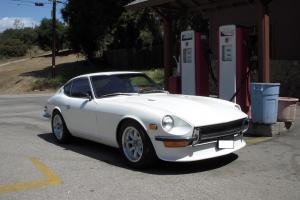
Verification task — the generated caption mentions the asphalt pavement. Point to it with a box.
[0,94,299,200]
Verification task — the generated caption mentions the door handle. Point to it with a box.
[66,105,71,110]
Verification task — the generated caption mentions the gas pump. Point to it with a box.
[218,25,250,114]
[180,30,209,96]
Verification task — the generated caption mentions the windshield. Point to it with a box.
[90,73,163,98]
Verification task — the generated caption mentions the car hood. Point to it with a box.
[100,93,247,127]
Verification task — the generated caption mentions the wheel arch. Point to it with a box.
[51,106,71,134]
[52,106,62,116]
[116,116,148,145]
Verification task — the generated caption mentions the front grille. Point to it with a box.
[195,119,245,143]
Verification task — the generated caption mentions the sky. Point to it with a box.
[0,0,66,32]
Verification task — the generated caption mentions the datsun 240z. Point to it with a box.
[44,72,249,168]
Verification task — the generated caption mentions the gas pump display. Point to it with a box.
[222,45,233,61]
[183,48,192,63]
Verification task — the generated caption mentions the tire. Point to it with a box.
[118,120,157,169]
[51,110,72,143]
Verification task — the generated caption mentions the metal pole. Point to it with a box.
[52,0,56,78]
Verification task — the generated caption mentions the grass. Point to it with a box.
[32,76,65,91]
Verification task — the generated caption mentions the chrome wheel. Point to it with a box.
[52,114,63,140]
[122,126,144,162]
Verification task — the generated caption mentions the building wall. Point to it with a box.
[205,0,300,98]
[206,0,300,60]
[269,0,300,60]
[271,60,300,99]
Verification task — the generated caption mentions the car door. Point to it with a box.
[63,77,98,140]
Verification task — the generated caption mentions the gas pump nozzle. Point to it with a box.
[173,56,181,76]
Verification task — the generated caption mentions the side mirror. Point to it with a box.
[84,93,92,101]
[77,92,92,101]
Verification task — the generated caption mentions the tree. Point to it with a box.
[109,9,162,50]
[13,19,24,29]
[37,18,67,51]
[62,0,129,59]
[0,28,37,47]
[0,28,38,58]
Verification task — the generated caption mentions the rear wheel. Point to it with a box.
[118,120,157,168]
[51,110,72,143]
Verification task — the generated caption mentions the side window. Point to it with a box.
[70,78,92,98]
[63,81,72,96]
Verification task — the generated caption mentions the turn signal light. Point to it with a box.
[149,123,158,130]
[163,140,190,148]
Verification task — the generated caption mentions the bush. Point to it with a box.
[143,68,164,86]
[0,39,27,57]
[32,76,66,91]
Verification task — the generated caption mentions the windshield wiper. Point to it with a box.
[100,93,135,98]
[139,89,168,94]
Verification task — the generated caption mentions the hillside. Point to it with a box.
[0,54,164,95]
[0,54,86,94]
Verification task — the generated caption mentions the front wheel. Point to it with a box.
[51,111,72,143]
[118,120,157,168]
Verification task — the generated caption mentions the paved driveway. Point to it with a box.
[0,94,299,200]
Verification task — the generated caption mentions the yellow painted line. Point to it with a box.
[0,157,62,194]
[245,137,272,145]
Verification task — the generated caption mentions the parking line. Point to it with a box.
[0,157,62,194]
[245,137,272,145]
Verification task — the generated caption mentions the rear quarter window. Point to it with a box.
[70,78,92,98]
[63,81,72,96]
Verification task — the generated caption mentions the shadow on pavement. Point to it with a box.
[38,133,238,175]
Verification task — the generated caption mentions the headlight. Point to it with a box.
[192,128,201,145]
[242,118,249,133]
[235,104,241,110]
[162,115,174,131]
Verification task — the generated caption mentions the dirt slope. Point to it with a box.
[0,54,85,94]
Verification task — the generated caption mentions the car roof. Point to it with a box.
[74,71,144,79]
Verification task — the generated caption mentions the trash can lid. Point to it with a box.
[279,97,299,102]
[250,82,281,86]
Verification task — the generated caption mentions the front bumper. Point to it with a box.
[43,113,51,119]
[153,134,246,162]
[43,105,52,119]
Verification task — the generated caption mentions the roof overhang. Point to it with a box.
[126,0,254,13]
[125,0,174,10]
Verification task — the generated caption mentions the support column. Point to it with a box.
[163,18,173,90]
[257,0,271,82]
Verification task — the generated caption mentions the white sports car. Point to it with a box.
[44,71,248,168]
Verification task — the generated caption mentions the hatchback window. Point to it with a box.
[70,78,92,98]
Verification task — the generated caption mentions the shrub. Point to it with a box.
[144,68,164,86]
[0,39,27,57]
[32,76,65,91]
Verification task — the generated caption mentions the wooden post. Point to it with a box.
[162,18,173,90]
[151,8,173,90]
[257,0,271,82]
[51,0,56,79]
